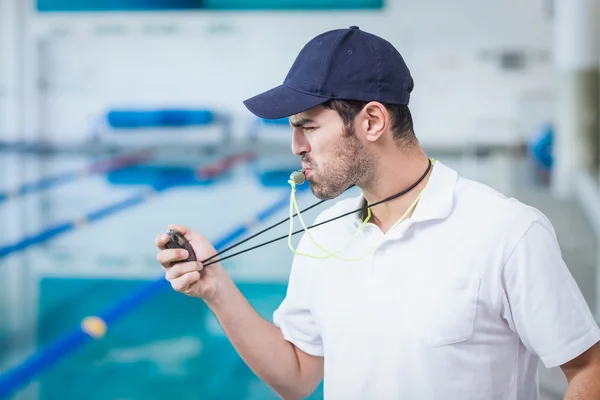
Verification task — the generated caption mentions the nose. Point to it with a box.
[291,129,311,156]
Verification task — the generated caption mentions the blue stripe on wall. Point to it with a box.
[37,0,382,12]
[203,0,383,10]
[37,0,200,11]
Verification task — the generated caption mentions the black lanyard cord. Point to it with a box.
[201,158,433,267]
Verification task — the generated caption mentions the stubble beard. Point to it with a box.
[306,123,376,200]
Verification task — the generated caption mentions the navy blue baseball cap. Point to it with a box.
[243,26,413,120]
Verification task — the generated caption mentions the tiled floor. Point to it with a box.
[540,388,562,400]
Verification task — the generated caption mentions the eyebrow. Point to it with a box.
[289,117,315,128]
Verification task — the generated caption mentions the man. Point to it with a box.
[156,26,600,399]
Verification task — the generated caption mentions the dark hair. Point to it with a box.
[322,79,416,146]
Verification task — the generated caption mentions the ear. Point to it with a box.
[361,102,389,143]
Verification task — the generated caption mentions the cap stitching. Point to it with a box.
[316,30,348,96]
[282,81,331,98]
[361,34,382,100]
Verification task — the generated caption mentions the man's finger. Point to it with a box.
[165,261,203,281]
[168,224,192,238]
[157,249,189,266]
[155,232,170,249]
[170,271,201,293]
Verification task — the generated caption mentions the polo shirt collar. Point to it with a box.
[350,159,458,227]
[411,160,457,222]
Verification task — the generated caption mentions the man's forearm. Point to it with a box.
[564,365,600,399]
[205,277,318,399]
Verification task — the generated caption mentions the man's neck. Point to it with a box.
[360,149,433,234]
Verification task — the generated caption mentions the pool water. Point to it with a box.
[37,278,323,400]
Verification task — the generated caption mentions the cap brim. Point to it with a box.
[243,84,329,120]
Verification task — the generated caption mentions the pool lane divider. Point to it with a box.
[0,152,256,260]
[0,176,307,400]
[0,149,154,204]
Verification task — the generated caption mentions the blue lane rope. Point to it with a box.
[0,149,153,204]
[0,152,254,261]
[0,191,152,259]
[0,188,306,399]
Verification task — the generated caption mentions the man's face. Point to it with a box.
[290,106,375,200]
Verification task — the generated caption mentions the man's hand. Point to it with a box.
[156,224,231,303]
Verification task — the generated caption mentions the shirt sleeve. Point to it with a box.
[501,217,600,368]
[272,234,324,357]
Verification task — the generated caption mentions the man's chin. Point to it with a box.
[309,184,346,201]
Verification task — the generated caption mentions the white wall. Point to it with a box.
[0,0,21,142]
[8,0,555,148]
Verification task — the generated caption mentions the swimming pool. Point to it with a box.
[0,146,516,399]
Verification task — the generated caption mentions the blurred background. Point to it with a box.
[0,0,598,399]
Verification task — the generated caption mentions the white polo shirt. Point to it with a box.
[272,160,600,400]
